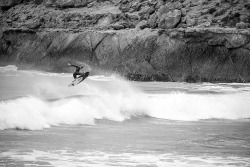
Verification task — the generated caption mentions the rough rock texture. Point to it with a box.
[158,9,181,29]
[0,0,23,9]
[0,0,250,82]
[44,0,90,8]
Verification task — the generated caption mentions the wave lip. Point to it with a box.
[0,96,96,130]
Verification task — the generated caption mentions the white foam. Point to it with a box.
[1,150,250,167]
[0,65,250,130]
[0,65,18,71]
[0,65,70,77]
[1,86,250,130]
[88,75,117,81]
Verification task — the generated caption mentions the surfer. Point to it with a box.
[67,63,86,79]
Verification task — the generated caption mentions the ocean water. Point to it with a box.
[0,65,250,167]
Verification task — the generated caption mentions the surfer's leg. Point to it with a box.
[73,73,78,79]
[75,72,88,78]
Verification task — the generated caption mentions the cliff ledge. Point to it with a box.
[0,0,250,82]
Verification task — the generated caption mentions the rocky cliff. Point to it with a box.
[0,0,250,82]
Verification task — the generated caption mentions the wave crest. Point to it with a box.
[1,91,250,130]
[0,66,250,130]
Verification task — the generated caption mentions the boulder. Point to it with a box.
[225,34,249,49]
[138,6,150,15]
[74,0,88,7]
[158,6,170,17]
[136,20,148,29]
[112,23,124,30]
[148,6,155,15]
[181,8,187,16]
[173,1,182,10]
[34,0,43,5]
[0,0,22,8]
[119,2,131,13]
[159,9,181,29]
[243,42,250,50]
[208,37,226,46]
[182,0,191,7]
[190,0,203,6]
[186,17,196,26]
[45,0,89,8]
[208,34,249,49]
[236,22,250,29]
[96,16,112,27]
[26,20,42,29]
[148,13,158,28]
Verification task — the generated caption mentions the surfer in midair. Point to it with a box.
[67,63,86,79]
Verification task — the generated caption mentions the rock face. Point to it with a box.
[158,9,181,29]
[44,0,89,8]
[0,0,250,82]
[0,0,22,8]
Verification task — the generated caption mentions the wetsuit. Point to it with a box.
[68,64,85,79]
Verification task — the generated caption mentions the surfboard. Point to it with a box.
[68,72,89,87]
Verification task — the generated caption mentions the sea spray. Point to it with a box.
[1,90,250,130]
[0,66,250,130]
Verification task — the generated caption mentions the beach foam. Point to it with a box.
[1,149,250,167]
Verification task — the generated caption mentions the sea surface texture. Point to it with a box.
[0,65,250,167]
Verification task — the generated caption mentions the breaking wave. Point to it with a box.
[0,65,250,130]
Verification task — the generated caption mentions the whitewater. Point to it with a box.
[0,65,250,166]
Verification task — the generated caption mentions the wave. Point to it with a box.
[1,88,250,130]
[0,65,250,130]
